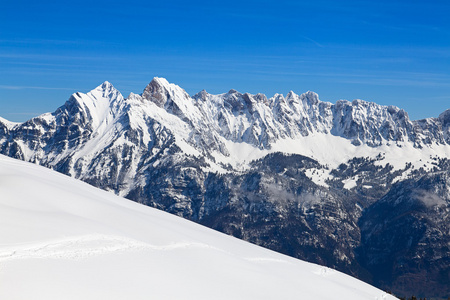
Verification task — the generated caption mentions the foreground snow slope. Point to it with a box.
[0,154,394,300]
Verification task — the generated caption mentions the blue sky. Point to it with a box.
[1,0,449,121]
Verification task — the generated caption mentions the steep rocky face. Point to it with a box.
[201,153,366,277]
[1,77,449,298]
[358,170,450,298]
[193,87,447,149]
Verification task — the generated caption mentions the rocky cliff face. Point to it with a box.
[359,169,450,298]
[1,77,449,298]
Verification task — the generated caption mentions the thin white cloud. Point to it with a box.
[0,85,76,91]
[0,52,121,61]
[7,112,44,116]
[299,35,324,48]
[336,72,450,88]
[0,38,118,47]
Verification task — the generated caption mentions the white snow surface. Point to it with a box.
[0,154,396,300]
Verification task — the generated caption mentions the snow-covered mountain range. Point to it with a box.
[1,78,449,298]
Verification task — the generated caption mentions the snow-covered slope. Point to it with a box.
[0,154,394,300]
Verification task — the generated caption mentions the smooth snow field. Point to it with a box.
[0,154,395,300]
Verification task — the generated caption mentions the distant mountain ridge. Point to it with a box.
[1,78,449,298]
[3,78,450,165]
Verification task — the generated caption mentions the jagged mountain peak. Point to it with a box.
[299,91,320,105]
[286,90,296,99]
[193,89,209,101]
[151,76,168,84]
[89,81,122,100]
[332,98,409,123]
[141,77,191,108]
[141,78,168,107]
[52,82,126,134]
[65,81,123,107]
[286,90,322,107]
[438,108,450,126]
[98,80,114,90]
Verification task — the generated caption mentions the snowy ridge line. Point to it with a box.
[0,234,223,261]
